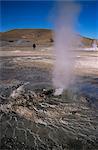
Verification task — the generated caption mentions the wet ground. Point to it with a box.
[0,49,98,150]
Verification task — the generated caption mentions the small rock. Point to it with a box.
[42,89,54,96]
[10,83,29,99]
[54,88,63,96]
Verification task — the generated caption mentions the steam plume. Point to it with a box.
[53,1,81,94]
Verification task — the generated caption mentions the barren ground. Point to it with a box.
[0,47,98,150]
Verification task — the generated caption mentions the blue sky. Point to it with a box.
[1,0,98,39]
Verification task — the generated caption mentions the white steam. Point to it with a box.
[53,1,81,93]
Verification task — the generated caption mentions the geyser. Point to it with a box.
[53,1,81,95]
[92,40,97,50]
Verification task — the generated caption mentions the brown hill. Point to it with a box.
[0,29,53,45]
[0,29,98,47]
[80,36,98,48]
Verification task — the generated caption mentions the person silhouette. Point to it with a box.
[33,43,36,49]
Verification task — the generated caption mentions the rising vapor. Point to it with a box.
[53,1,81,95]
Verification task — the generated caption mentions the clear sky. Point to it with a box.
[1,0,98,39]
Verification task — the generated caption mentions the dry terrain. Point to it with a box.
[0,29,98,150]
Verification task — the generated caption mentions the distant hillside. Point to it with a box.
[80,36,98,48]
[0,29,98,47]
[0,29,53,45]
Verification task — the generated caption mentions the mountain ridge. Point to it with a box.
[0,29,98,47]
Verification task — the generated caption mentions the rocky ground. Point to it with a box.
[0,48,98,150]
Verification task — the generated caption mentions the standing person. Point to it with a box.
[33,43,36,49]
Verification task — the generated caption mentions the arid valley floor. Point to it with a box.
[0,46,98,150]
